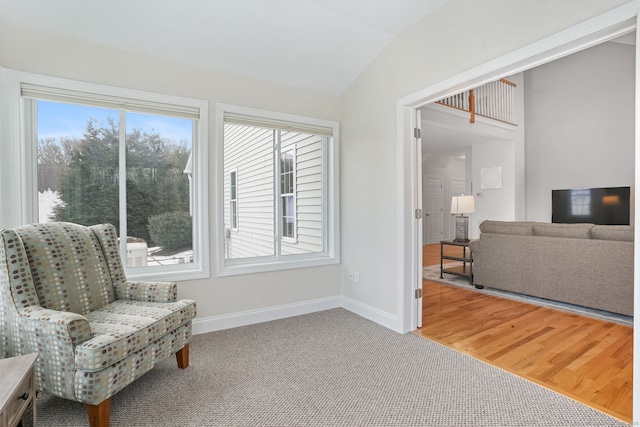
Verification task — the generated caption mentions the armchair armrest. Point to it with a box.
[20,306,92,347]
[114,280,177,303]
[17,306,91,399]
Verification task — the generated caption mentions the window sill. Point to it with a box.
[217,255,339,277]
[125,264,210,282]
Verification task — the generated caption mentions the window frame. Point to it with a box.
[2,69,210,282]
[216,103,340,276]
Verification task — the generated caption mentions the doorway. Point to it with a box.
[399,6,636,333]
[399,6,638,422]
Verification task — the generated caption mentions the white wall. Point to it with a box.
[524,41,635,222]
[0,23,342,326]
[340,0,631,321]
[472,141,516,235]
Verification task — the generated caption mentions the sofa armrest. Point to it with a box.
[114,280,178,303]
[469,239,480,254]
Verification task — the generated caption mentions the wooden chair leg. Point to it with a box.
[176,344,190,369]
[87,398,111,427]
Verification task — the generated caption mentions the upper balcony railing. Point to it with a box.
[436,78,516,125]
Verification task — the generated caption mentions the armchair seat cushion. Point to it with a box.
[76,299,196,372]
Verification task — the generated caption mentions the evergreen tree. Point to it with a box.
[52,117,191,249]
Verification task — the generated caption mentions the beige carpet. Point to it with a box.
[36,309,626,426]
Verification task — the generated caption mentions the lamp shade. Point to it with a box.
[451,195,475,214]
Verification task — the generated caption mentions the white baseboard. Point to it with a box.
[192,296,400,335]
[341,297,400,332]
[192,296,342,335]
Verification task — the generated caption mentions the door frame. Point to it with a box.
[396,2,639,419]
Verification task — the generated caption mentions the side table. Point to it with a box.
[440,240,475,287]
[0,353,38,427]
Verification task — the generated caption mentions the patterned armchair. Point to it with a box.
[0,222,197,427]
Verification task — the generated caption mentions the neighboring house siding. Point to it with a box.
[224,124,275,258]
[281,131,323,255]
[224,124,323,259]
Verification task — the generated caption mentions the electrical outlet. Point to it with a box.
[354,271,360,284]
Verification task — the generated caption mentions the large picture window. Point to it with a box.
[218,105,339,275]
[19,80,209,281]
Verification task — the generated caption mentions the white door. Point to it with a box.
[423,176,443,244]
[450,178,465,240]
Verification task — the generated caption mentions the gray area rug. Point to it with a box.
[37,309,625,426]
[424,263,633,326]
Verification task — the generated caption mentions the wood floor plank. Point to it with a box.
[416,243,633,423]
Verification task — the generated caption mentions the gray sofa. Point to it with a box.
[469,220,634,316]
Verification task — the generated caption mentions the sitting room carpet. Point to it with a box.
[37,309,625,426]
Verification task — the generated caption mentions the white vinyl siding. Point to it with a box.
[281,132,323,255]
[224,124,275,259]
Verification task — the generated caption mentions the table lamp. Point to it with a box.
[451,195,475,242]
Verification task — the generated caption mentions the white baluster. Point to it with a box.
[501,82,505,122]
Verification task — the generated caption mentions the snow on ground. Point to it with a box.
[38,189,63,222]
[146,246,193,266]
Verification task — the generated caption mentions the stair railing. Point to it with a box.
[436,78,516,125]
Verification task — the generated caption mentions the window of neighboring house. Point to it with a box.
[230,170,238,231]
[218,104,340,276]
[19,80,209,281]
[280,146,296,242]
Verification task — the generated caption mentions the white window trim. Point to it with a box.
[1,69,210,282]
[280,145,296,244]
[216,103,340,276]
[229,168,239,232]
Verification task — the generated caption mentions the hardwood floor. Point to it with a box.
[415,243,633,423]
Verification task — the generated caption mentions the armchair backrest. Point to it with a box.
[9,222,116,315]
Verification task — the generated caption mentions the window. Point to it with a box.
[571,189,591,216]
[230,170,238,231]
[280,147,296,241]
[17,78,209,281]
[218,104,339,275]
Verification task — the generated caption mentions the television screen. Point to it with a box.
[552,187,630,225]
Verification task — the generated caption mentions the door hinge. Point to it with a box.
[415,288,423,299]
[415,208,422,219]
[414,128,421,139]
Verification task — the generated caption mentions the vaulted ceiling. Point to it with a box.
[0,0,448,95]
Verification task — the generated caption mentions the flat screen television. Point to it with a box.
[551,186,630,225]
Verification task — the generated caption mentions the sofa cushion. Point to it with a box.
[532,223,594,239]
[479,220,536,236]
[75,299,196,372]
[591,225,634,242]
